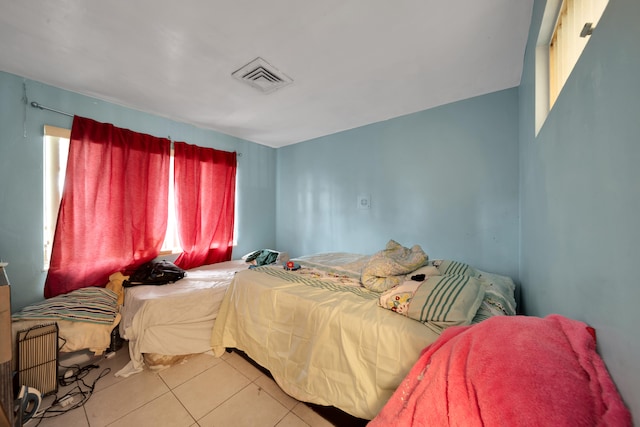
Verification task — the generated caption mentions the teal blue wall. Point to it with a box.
[275,88,520,280]
[519,0,639,419]
[2,0,638,417]
[0,71,277,311]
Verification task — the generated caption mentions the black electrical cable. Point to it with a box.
[29,365,111,427]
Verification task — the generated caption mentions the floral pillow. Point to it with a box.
[378,280,421,314]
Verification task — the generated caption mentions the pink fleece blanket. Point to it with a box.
[369,314,632,427]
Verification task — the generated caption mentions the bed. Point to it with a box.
[11,287,121,369]
[115,259,249,377]
[10,260,249,376]
[210,247,517,420]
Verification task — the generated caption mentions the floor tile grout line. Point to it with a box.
[158,353,226,390]
[87,369,171,427]
[190,380,249,424]
[190,359,289,426]
[247,366,310,427]
[163,352,258,385]
[44,364,119,427]
[74,346,314,427]
[99,389,183,427]
[162,357,251,424]
[161,373,199,426]
[91,352,217,426]
[253,380,290,427]
[83,403,90,426]
[229,356,316,426]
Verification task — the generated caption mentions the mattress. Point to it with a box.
[116,259,248,377]
[211,254,442,420]
[11,287,121,360]
[11,314,121,360]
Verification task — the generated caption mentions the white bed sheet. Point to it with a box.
[116,259,248,377]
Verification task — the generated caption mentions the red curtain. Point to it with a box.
[44,116,171,298]
[173,142,236,270]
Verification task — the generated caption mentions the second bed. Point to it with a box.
[116,259,248,377]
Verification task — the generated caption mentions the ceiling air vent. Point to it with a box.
[232,57,293,93]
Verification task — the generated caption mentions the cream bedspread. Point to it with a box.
[210,266,440,420]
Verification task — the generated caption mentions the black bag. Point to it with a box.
[123,260,186,287]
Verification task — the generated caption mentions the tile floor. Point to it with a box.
[30,343,340,427]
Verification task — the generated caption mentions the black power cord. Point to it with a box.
[28,364,111,427]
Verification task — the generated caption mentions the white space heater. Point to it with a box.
[16,323,59,397]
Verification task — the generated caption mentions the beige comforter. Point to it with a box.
[211,265,440,420]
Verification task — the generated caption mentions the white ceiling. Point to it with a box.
[0,1,533,148]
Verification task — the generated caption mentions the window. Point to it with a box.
[549,0,608,107]
[43,126,70,268]
[165,152,180,253]
[43,126,182,269]
[535,0,608,134]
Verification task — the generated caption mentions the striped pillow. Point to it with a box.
[403,275,485,334]
[431,259,478,277]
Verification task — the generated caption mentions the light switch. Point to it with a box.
[357,194,371,209]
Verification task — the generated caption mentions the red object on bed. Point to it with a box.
[369,314,632,427]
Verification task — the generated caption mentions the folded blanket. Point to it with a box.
[12,287,118,325]
[361,240,428,292]
[369,314,632,427]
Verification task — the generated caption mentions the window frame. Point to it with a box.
[534,0,608,135]
[43,125,71,269]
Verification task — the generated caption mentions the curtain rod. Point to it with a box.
[30,101,243,157]
[30,101,74,117]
